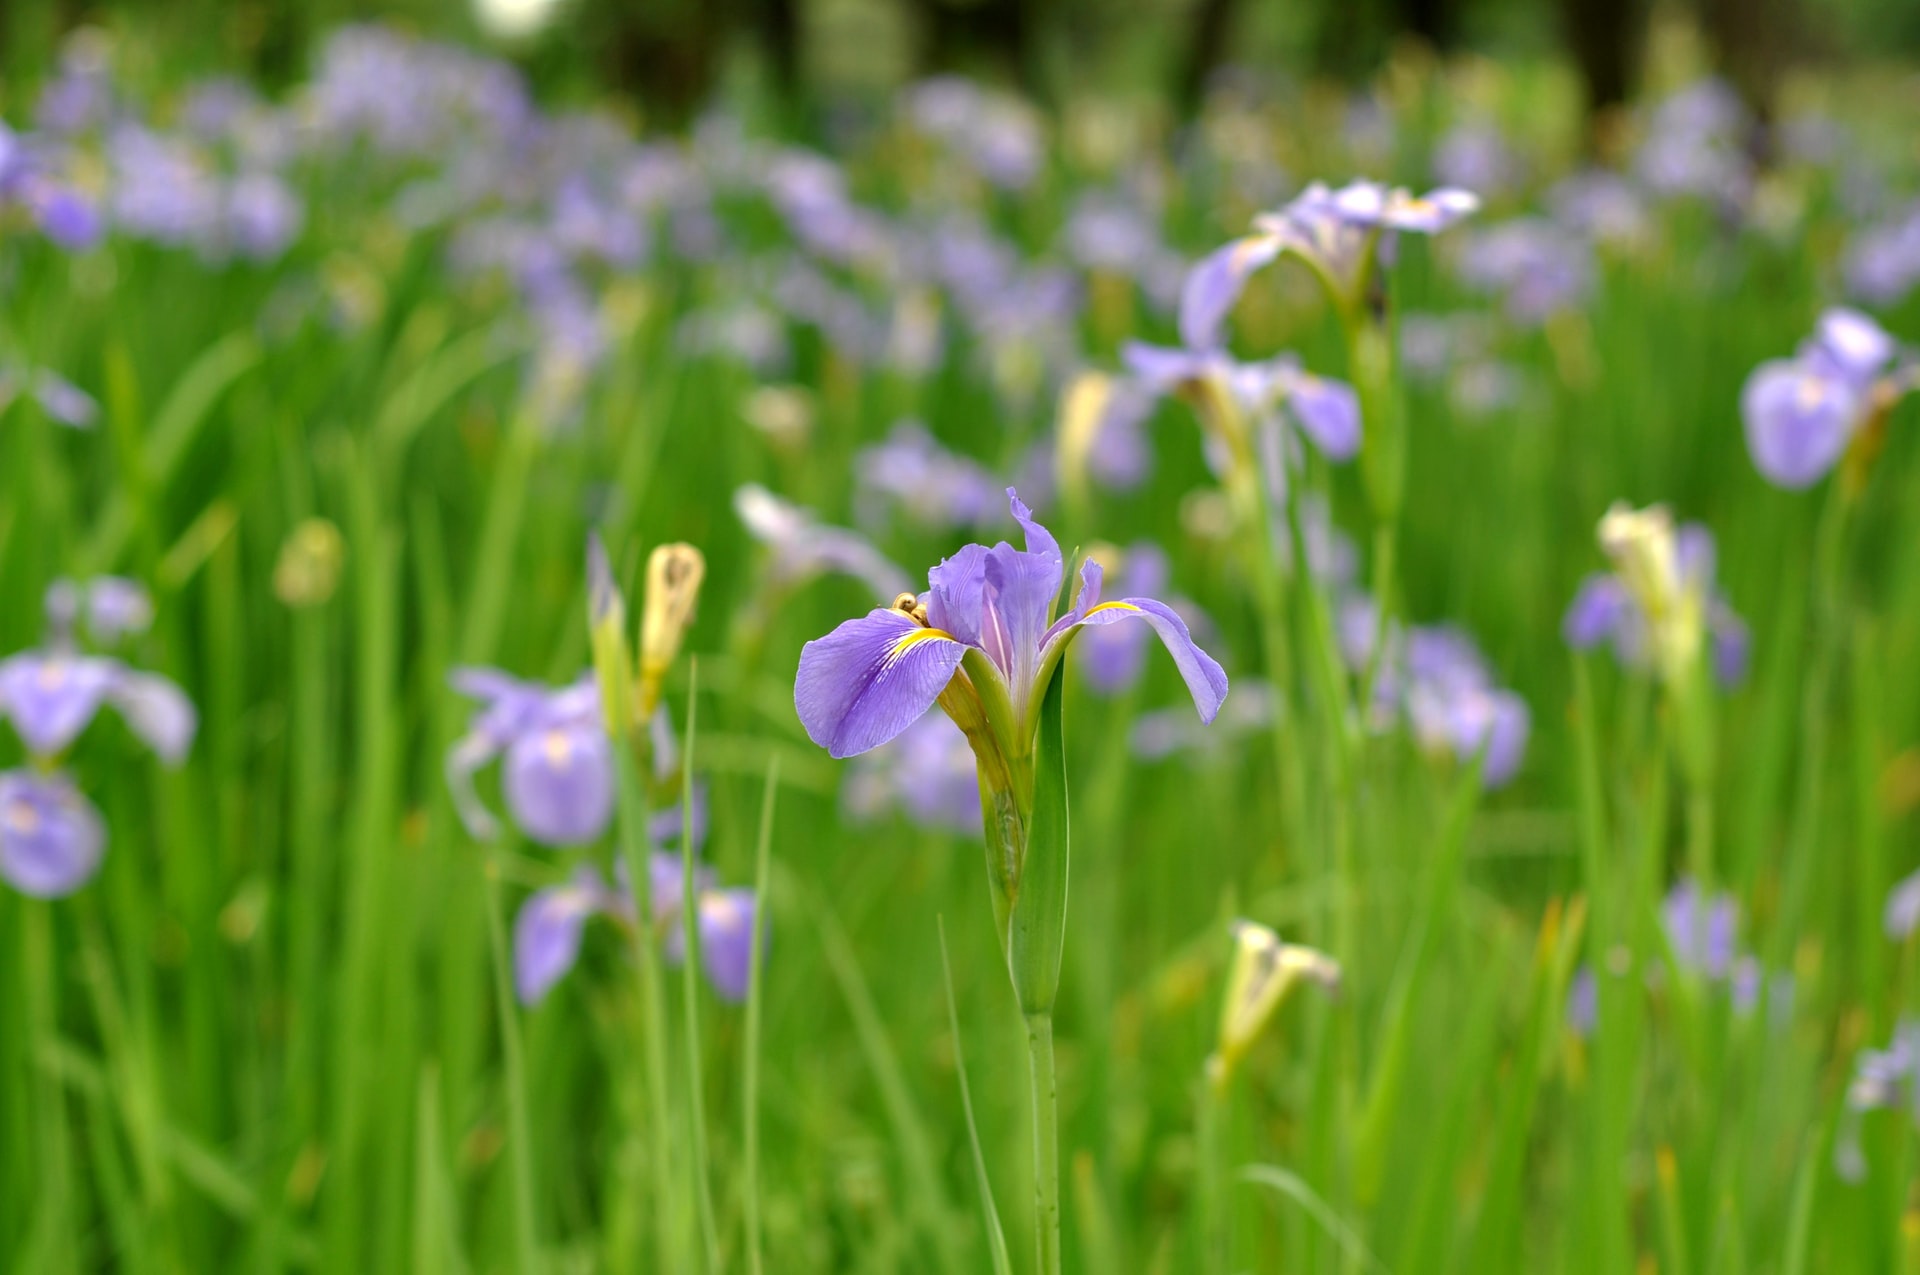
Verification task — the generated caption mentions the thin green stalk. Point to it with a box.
[1026,1011,1062,1275]
[1197,1077,1228,1273]
[678,661,721,1272]
[1572,657,1628,1275]
[743,755,780,1275]
[481,850,540,1275]
[613,738,680,1269]
[459,413,540,664]
[939,918,1012,1275]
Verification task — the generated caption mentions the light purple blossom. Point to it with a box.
[1566,966,1598,1036]
[1837,1020,1920,1181]
[47,576,153,645]
[0,651,195,763]
[1886,867,1920,940]
[1434,122,1522,200]
[1741,308,1905,489]
[796,489,1227,759]
[447,669,613,847]
[0,769,107,898]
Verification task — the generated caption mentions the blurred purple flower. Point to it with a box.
[447,669,612,847]
[1741,308,1904,489]
[0,650,195,762]
[1564,520,1750,688]
[1886,867,1920,940]
[0,769,106,898]
[1434,122,1522,200]
[1836,1020,1920,1181]
[1566,966,1597,1036]
[844,712,980,835]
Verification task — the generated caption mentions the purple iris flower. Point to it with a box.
[1844,205,1920,306]
[1123,343,1361,470]
[667,888,762,1001]
[47,576,153,645]
[1246,179,1480,305]
[1549,171,1652,250]
[845,713,981,835]
[734,484,910,601]
[225,173,304,261]
[1837,1020,1920,1181]
[0,366,100,429]
[514,865,619,1003]
[1338,594,1528,787]
[795,489,1227,760]
[0,769,107,898]
[26,181,105,251]
[447,669,613,847]
[1741,307,1905,489]
[0,650,195,763]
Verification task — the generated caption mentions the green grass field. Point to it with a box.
[4,20,1920,1273]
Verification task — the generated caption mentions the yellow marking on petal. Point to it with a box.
[1086,601,1143,617]
[888,626,960,659]
[4,798,39,835]
[542,729,574,767]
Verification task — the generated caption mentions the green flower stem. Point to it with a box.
[1196,1073,1229,1272]
[481,849,541,1275]
[613,736,681,1271]
[678,663,722,1272]
[1026,1011,1062,1275]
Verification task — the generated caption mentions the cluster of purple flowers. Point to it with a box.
[512,829,759,1007]
[1740,308,1912,489]
[446,666,758,1006]
[1338,593,1530,787]
[0,578,195,898]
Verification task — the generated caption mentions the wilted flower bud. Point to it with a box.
[1054,370,1115,509]
[274,519,346,608]
[1209,920,1339,1088]
[639,544,705,715]
[1597,502,1701,684]
[586,535,636,740]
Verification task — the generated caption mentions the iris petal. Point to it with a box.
[1074,598,1229,723]
[513,871,604,1004]
[0,769,106,898]
[795,608,968,758]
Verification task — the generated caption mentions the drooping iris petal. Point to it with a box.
[513,870,604,1004]
[651,851,718,929]
[1283,372,1361,460]
[696,888,762,1001]
[1563,574,1633,649]
[795,608,968,759]
[1741,357,1859,488]
[1814,307,1894,382]
[0,769,106,898]
[0,653,119,758]
[106,669,197,764]
[1179,235,1282,352]
[503,721,615,847]
[446,732,505,841]
[1070,598,1229,724]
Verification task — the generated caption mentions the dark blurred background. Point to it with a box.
[4,0,1918,138]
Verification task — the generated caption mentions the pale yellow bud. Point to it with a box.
[274,519,346,608]
[1597,502,1703,683]
[1211,921,1339,1088]
[639,543,706,714]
